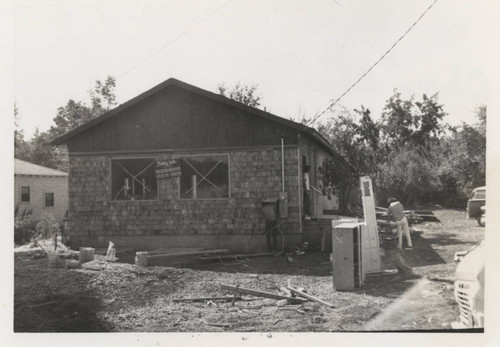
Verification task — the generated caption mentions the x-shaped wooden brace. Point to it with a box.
[183,159,223,195]
[114,162,154,199]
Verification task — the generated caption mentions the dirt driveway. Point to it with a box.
[14,209,484,332]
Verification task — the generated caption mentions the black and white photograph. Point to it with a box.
[3,0,499,345]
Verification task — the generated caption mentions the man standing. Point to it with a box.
[387,197,413,250]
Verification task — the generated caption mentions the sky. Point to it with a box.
[4,0,494,138]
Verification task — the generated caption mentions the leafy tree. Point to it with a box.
[14,103,32,161]
[29,129,68,170]
[375,147,440,205]
[50,76,117,139]
[413,93,446,149]
[355,106,380,150]
[89,75,117,114]
[15,76,117,171]
[49,100,94,139]
[217,82,262,108]
[379,91,416,149]
[317,91,452,208]
[379,90,446,152]
[317,106,378,176]
[474,104,486,137]
[435,105,486,205]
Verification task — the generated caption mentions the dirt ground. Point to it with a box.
[14,209,485,332]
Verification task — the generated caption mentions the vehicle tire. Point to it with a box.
[478,215,485,227]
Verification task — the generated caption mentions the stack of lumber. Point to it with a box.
[375,206,439,224]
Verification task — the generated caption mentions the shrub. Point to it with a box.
[36,213,60,242]
[14,218,38,246]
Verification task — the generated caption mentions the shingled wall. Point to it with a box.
[67,146,302,252]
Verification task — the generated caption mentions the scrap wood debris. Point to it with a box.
[220,284,306,304]
[173,296,243,303]
[220,280,335,309]
[287,286,336,308]
[375,206,439,224]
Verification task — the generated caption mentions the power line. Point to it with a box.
[117,0,233,80]
[307,0,440,126]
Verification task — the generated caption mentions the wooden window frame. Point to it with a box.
[110,157,159,202]
[179,153,230,201]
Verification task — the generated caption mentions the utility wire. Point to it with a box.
[118,0,233,79]
[307,0,439,126]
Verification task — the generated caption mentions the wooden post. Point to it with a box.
[192,175,197,199]
[124,178,129,198]
[78,247,95,264]
[135,252,148,266]
[105,241,116,262]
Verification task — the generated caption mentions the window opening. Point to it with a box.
[180,155,229,199]
[111,158,157,200]
[45,192,55,207]
[21,186,30,202]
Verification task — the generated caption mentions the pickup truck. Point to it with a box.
[453,241,485,329]
[467,186,485,227]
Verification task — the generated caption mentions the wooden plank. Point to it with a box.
[173,296,242,303]
[147,249,229,260]
[148,247,203,255]
[220,284,306,304]
[279,287,292,297]
[198,253,274,261]
[286,286,336,308]
[360,176,382,274]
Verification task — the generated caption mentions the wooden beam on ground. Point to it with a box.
[148,247,203,255]
[198,253,274,261]
[220,284,306,304]
[286,286,336,308]
[173,296,242,303]
[279,287,292,297]
[147,249,229,260]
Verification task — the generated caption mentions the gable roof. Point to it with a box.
[14,159,68,177]
[51,78,335,154]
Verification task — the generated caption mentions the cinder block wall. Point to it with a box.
[68,147,302,252]
[14,175,68,223]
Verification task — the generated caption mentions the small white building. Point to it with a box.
[14,159,68,223]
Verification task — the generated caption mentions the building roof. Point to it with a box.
[14,159,68,177]
[51,78,336,155]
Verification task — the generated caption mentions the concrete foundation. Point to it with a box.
[69,233,303,254]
